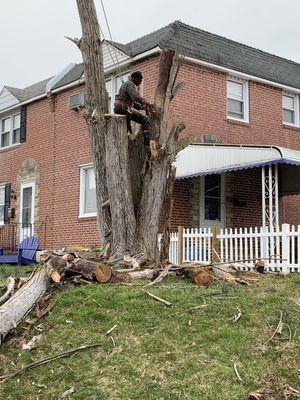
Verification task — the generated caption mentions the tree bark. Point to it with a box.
[160,165,176,263]
[104,115,136,258]
[75,0,110,247]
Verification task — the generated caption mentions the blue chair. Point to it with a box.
[0,236,39,264]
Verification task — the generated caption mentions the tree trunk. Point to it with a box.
[160,165,176,262]
[104,115,136,258]
[0,266,49,344]
[75,0,110,248]
[74,1,186,262]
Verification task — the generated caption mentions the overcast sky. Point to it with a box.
[1,0,300,91]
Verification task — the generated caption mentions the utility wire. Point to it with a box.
[99,0,125,83]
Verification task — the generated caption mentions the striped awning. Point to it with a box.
[174,143,300,179]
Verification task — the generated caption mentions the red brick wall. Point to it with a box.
[229,168,262,228]
[2,54,300,248]
[0,97,55,248]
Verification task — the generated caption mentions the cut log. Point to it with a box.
[212,264,237,283]
[70,260,112,283]
[193,268,214,287]
[51,271,61,284]
[62,253,75,262]
[0,265,49,344]
[181,266,214,286]
[0,277,15,306]
[94,263,112,283]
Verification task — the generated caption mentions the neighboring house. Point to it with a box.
[1,20,300,250]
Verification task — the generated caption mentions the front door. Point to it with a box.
[200,174,225,228]
[19,181,35,241]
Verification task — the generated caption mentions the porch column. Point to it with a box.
[261,164,279,228]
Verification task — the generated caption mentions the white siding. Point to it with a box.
[0,88,19,112]
[102,42,130,71]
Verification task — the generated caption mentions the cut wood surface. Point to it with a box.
[0,266,49,344]
[181,266,214,286]
[193,268,214,287]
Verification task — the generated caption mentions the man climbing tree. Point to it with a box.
[72,0,186,263]
[114,71,158,158]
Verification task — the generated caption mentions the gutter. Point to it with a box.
[184,56,300,94]
[51,47,161,94]
[0,93,48,114]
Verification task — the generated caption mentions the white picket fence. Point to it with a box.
[163,224,300,273]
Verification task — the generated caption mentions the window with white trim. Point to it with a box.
[0,186,4,225]
[0,112,21,148]
[106,72,130,112]
[227,78,249,122]
[79,165,97,217]
[282,92,299,126]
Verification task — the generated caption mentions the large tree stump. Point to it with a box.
[73,0,186,262]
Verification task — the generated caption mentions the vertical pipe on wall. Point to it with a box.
[268,165,273,227]
[274,164,279,227]
[261,166,266,227]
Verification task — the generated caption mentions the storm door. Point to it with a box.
[200,174,225,228]
[19,182,35,241]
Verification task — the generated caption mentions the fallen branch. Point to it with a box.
[59,387,75,399]
[146,264,173,286]
[233,362,242,382]
[192,304,209,311]
[263,310,283,347]
[230,307,242,323]
[0,277,15,306]
[142,289,172,307]
[0,342,101,383]
[106,325,117,335]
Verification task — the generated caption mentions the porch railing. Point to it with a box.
[0,221,51,252]
[160,224,300,273]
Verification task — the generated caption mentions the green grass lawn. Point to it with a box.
[0,270,299,399]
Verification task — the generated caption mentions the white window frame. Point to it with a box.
[0,185,5,226]
[282,91,299,127]
[79,164,97,218]
[0,110,21,149]
[227,77,249,123]
[106,72,130,112]
[200,174,226,228]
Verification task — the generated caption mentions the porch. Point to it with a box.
[0,221,51,253]
[173,143,300,230]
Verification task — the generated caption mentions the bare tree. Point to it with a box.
[72,0,185,262]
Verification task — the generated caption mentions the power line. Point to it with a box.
[99,0,125,83]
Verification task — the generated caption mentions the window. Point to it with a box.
[0,112,21,148]
[200,175,225,228]
[204,175,222,221]
[106,72,130,112]
[79,165,97,217]
[282,92,299,126]
[0,186,5,225]
[227,78,249,122]
[105,80,112,112]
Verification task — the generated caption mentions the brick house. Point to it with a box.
[1,20,300,251]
